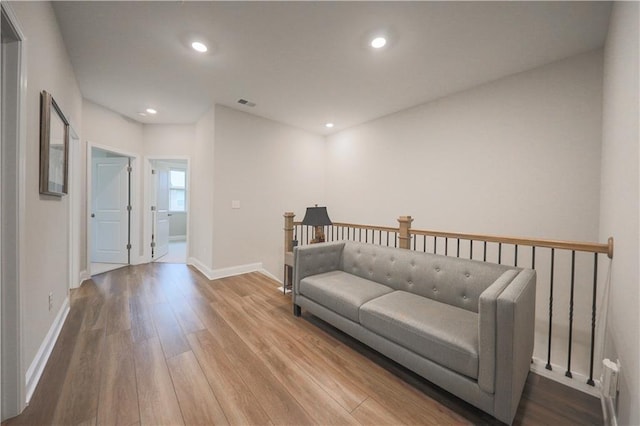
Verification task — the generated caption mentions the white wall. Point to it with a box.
[8,0,83,403]
[213,105,325,279]
[142,124,195,158]
[190,107,216,271]
[326,50,603,241]
[83,100,143,154]
[599,2,640,425]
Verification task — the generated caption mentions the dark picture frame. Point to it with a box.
[39,90,69,196]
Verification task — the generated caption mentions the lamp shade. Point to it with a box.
[302,206,332,227]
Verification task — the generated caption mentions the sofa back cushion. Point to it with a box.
[341,242,513,313]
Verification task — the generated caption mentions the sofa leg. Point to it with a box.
[293,304,301,317]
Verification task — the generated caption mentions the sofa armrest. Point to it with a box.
[478,269,520,394]
[293,242,345,300]
[493,268,536,425]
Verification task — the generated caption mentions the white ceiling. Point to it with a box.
[52,1,611,135]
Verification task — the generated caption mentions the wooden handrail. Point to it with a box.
[294,221,399,233]
[291,216,613,258]
[410,229,613,258]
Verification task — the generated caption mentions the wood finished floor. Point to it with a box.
[5,263,603,426]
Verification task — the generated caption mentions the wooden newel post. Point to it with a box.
[398,215,413,250]
[284,212,295,253]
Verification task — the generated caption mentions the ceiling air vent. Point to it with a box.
[237,98,256,107]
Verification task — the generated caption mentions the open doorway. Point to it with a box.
[147,159,189,264]
[89,146,133,275]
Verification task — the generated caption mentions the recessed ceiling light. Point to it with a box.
[371,37,387,49]
[146,108,157,114]
[191,41,208,53]
[325,123,334,128]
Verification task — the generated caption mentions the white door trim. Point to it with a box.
[86,142,141,271]
[143,156,191,264]
[1,1,27,419]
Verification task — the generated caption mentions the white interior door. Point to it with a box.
[154,163,170,259]
[92,156,129,264]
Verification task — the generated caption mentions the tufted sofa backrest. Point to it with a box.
[341,241,514,313]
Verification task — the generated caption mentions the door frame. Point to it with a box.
[1,1,27,419]
[143,156,191,263]
[86,142,141,271]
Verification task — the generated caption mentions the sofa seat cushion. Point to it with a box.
[299,271,394,323]
[360,291,480,379]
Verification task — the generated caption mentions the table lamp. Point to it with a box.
[302,205,332,243]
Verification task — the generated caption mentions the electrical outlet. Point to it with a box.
[48,292,53,311]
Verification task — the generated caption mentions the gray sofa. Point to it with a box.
[292,241,536,425]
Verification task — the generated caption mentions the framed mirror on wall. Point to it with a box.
[39,90,69,196]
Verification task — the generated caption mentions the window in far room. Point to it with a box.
[169,168,186,212]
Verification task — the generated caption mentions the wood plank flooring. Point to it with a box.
[4,263,603,425]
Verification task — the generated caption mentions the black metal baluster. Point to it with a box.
[423,235,426,252]
[358,228,362,242]
[498,243,502,264]
[365,229,368,243]
[433,236,437,254]
[532,246,536,269]
[514,244,518,267]
[394,233,397,248]
[456,239,460,258]
[546,248,555,370]
[566,250,576,378]
[386,231,390,247]
[483,241,487,262]
[587,253,598,386]
[413,234,417,250]
[445,238,448,256]
[470,240,473,260]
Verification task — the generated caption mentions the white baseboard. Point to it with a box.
[78,270,91,285]
[259,268,282,284]
[530,357,600,397]
[187,258,263,281]
[187,257,214,278]
[25,296,70,405]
